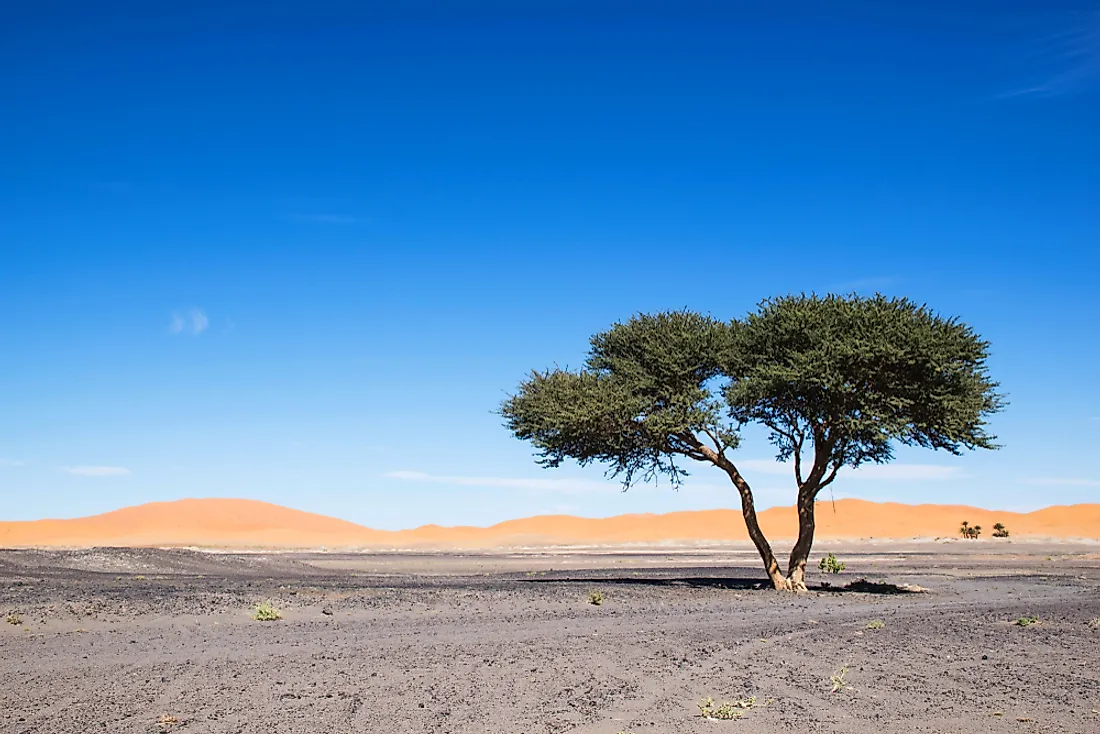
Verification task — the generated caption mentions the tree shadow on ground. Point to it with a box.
[821,578,929,595]
[521,576,927,595]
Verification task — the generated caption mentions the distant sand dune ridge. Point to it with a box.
[1,498,1097,549]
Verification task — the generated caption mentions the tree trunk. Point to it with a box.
[686,438,790,590]
[786,489,817,592]
[721,461,788,591]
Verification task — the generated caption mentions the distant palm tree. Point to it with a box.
[960,520,980,539]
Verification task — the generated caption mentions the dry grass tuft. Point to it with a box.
[698,695,762,720]
[156,714,180,731]
[830,665,850,693]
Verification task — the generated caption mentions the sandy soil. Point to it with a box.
[2,542,1099,733]
[3,498,1099,548]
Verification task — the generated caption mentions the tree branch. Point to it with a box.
[815,462,842,492]
[793,432,805,488]
[700,426,726,458]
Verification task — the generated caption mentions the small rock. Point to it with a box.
[321,608,333,616]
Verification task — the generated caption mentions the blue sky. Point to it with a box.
[1,1,1098,528]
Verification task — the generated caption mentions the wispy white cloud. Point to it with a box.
[736,459,965,482]
[169,308,208,336]
[66,465,131,477]
[385,470,621,494]
[0,458,25,467]
[388,461,968,495]
[1024,477,1100,488]
[999,10,1100,99]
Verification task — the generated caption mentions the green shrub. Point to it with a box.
[1014,615,1039,627]
[251,601,282,621]
[818,553,846,574]
[587,590,604,606]
[5,612,21,625]
[992,523,1009,537]
[865,619,885,630]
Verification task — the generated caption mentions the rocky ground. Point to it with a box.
[1,542,1098,733]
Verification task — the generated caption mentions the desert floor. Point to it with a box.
[1,542,1098,733]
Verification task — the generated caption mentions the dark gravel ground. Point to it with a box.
[1,543,1098,733]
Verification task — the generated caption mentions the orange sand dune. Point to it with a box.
[1,498,1098,549]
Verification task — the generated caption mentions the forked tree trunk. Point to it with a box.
[712,457,789,590]
[689,440,792,591]
[786,489,817,592]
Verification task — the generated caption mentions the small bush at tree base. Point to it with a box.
[818,553,846,574]
[251,601,282,621]
[587,590,604,606]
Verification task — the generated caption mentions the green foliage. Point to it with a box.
[725,294,1003,475]
[865,619,885,629]
[587,590,605,606]
[501,311,736,487]
[251,601,282,621]
[818,553,846,574]
[1015,615,1039,627]
[5,612,21,625]
[960,520,981,539]
[502,297,1002,493]
[992,522,1009,537]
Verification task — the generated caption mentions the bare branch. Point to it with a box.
[700,426,726,458]
[815,462,842,492]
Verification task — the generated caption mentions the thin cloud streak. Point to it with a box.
[66,465,132,477]
[1024,477,1100,487]
[384,470,731,495]
[999,10,1100,98]
[735,459,966,481]
[385,470,623,494]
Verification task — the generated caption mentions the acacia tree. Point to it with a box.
[501,294,1003,591]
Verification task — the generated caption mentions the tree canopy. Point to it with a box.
[501,294,1004,590]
